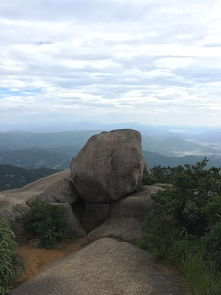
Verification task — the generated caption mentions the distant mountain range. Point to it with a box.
[0,147,75,170]
[0,128,220,177]
[0,129,220,156]
[0,130,96,151]
[143,151,221,169]
[0,165,58,191]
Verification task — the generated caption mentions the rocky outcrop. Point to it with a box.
[70,129,146,203]
[34,177,77,204]
[3,129,185,294]
[88,185,162,244]
[0,129,148,241]
[12,238,184,295]
[0,170,84,241]
[0,195,31,241]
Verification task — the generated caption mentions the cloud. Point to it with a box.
[0,0,221,129]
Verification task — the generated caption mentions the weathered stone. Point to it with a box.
[88,185,162,244]
[0,170,83,241]
[0,195,31,242]
[81,202,110,233]
[32,177,77,205]
[70,129,146,203]
[12,238,184,295]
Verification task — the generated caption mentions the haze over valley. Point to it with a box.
[0,123,221,183]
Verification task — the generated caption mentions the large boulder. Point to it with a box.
[88,185,162,243]
[12,238,184,295]
[70,129,146,203]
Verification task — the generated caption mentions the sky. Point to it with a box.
[0,0,221,130]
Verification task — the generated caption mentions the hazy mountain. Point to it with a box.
[143,151,221,169]
[0,147,76,169]
[0,130,97,151]
[194,130,221,145]
[0,165,58,191]
[1,129,220,157]
[141,135,220,156]
[0,127,220,173]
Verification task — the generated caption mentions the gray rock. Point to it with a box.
[81,202,110,232]
[50,203,86,238]
[32,177,77,205]
[12,238,184,295]
[0,195,31,242]
[70,129,146,203]
[0,170,84,241]
[88,185,162,244]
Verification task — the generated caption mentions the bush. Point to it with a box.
[0,218,24,295]
[141,171,155,185]
[25,201,69,249]
[202,222,221,272]
[140,160,221,294]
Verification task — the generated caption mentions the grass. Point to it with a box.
[0,218,25,295]
[180,251,221,295]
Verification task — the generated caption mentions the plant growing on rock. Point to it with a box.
[0,218,24,295]
[25,201,69,249]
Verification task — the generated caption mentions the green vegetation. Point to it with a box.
[25,201,69,249]
[0,164,58,191]
[0,218,24,295]
[140,159,221,294]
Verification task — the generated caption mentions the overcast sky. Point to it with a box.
[0,0,221,130]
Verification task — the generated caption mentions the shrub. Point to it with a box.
[140,160,221,294]
[141,171,155,185]
[202,222,221,272]
[0,218,24,295]
[25,201,69,249]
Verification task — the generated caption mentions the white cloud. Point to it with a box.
[0,0,221,128]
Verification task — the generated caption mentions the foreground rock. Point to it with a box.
[0,170,85,241]
[70,129,146,203]
[12,238,183,295]
[88,185,162,243]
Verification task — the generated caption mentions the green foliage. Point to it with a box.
[140,159,221,294]
[25,201,69,249]
[181,250,221,295]
[141,171,155,185]
[0,218,24,295]
[202,222,221,272]
[202,195,221,225]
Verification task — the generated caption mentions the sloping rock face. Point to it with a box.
[0,170,85,241]
[70,129,146,203]
[32,176,77,205]
[88,185,162,243]
[12,238,183,295]
[0,195,31,242]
